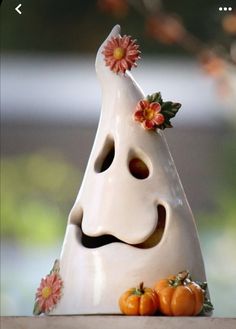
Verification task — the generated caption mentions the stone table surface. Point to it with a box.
[1,316,235,329]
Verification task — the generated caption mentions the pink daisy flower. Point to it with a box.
[34,272,63,314]
[102,35,141,74]
[134,99,165,130]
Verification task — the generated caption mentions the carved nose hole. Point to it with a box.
[129,158,149,179]
[94,136,115,173]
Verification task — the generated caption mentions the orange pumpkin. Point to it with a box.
[154,271,205,316]
[119,282,159,315]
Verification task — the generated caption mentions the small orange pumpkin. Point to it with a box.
[154,270,205,316]
[119,282,159,315]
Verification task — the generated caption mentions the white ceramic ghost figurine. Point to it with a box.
[49,25,207,314]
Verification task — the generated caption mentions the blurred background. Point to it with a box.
[1,0,236,317]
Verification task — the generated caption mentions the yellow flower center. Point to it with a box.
[42,286,52,299]
[113,47,125,60]
[144,108,155,120]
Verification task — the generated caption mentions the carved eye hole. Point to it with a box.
[94,136,115,173]
[129,158,149,179]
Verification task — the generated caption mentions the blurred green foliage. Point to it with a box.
[191,132,236,316]
[198,131,236,233]
[1,151,81,246]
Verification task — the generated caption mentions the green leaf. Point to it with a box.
[161,101,181,120]
[51,259,60,273]
[158,120,173,130]
[164,117,172,126]
[161,101,173,110]
[172,102,182,110]
[146,92,163,104]
[200,299,214,316]
[153,92,163,104]
[194,281,214,316]
[33,301,42,316]
[196,281,208,291]
[162,110,175,118]
[164,122,173,128]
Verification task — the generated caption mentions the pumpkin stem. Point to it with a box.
[177,270,190,282]
[169,270,190,287]
[139,282,144,293]
[133,282,145,295]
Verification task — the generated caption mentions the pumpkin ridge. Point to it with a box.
[188,282,204,315]
[171,285,194,316]
[163,286,175,315]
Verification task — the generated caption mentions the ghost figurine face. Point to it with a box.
[51,25,206,314]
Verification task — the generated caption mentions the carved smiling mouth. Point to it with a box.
[79,205,166,249]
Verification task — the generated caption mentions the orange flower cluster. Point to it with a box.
[97,0,128,17]
[146,15,185,45]
[222,13,236,35]
[199,51,225,77]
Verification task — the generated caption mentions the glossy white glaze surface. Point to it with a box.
[51,25,206,314]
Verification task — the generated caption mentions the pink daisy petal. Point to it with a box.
[52,283,62,293]
[121,35,130,48]
[36,291,42,299]
[44,299,53,312]
[40,278,47,287]
[47,274,56,286]
[121,58,129,70]
[127,49,140,56]
[38,298,46,311]
[130,39,138,46]
[112,38,119,47]
[125,57,135,66]
[109,59,117,69]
